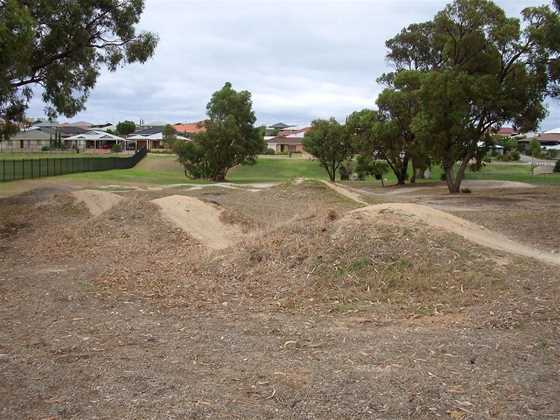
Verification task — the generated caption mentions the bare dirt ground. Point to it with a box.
[1,180,559,419]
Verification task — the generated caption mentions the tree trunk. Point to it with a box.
[445,156,470,194]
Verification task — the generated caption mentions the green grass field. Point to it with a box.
[3,153,559,186]
[464,163,560,185]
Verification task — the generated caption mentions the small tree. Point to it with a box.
[529,139,543,158]
[116,121,136,136]
[163,124,177,148]
[356,155,389,186]
[175,83,264,181]
[303,118,353,182]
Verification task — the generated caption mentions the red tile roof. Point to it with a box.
[496,127,517,136]
[174,121,206,135]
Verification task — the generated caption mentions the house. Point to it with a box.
[173,121,206,137]
[127,127,189,150]
[270,122,292,130]
[537,128,560,145]
[495,127,518,137]
[60,121,94,130]
[517,128,560,147]
[278,125,310,137]
[0,127,52,152]
[65,130,127,151]
[266,128,310,153]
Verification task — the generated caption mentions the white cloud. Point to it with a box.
[28,0,560,129]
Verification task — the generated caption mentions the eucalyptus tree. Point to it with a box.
[384,0,560,193]
[0,0,158,138]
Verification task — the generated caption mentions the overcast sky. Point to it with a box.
[29,0,560,129]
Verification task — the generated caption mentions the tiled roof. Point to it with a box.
[174,121,206,134]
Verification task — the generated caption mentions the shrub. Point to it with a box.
[111,143,123,153]
[262,148,275,155]
[554,160,560,173]
[41,145,50,151]
[511,150,520,161]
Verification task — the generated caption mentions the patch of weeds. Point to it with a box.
[349,257,370,271]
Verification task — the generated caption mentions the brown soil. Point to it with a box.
[72,189,124,217]
[151,195,243,250]
[1,181,559,419]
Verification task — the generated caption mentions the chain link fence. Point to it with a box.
[0,148,147,182]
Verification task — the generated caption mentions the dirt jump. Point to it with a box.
[346,203,560,267]
[151,195,242,250]
[72,189,124,217]
[322,181,560,267]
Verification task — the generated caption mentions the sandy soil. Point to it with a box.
[320,180,369,205]
[72,189,124,217]
[348,203,560,267]
[152,195,243,250]
[1,181,559,419]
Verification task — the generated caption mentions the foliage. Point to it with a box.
[355,155,390,185]
[116,121,136,136]
[554,159,560,173]
[163,124,177,148]
[175,83,264,181]
[111,144,123,153]
[173,141,210,179]
[303,118,353,182]
[385,0,560,193]
[0,0,158,139]
[529,139,543,158]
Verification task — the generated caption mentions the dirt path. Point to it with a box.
[151,195,242,250]
[320,180,369,205]
[72,189,124,217]
[349,203,560,267]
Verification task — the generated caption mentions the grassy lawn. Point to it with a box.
[3,153,559,186]
[61,155,329,185]
[229,158,328,182]
[464,163,560,185]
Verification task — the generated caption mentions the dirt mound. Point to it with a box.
[151,195,242,250]
[345,203,560,266]
[72,189,123,217]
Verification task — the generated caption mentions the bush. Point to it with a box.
[111,143,123,153]
[554,160,560,173]
[41,145,50,151]
[261,148,275,155]
[511,150,520,161]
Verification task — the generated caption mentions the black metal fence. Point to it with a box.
[0,148,147,182]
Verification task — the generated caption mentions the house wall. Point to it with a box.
[0,140,51,152]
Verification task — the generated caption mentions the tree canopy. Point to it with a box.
[303,118,353,182]
[382,0,560,193]
[175,83,264,182]
[0,0,158,138]
[116,120,136,136]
